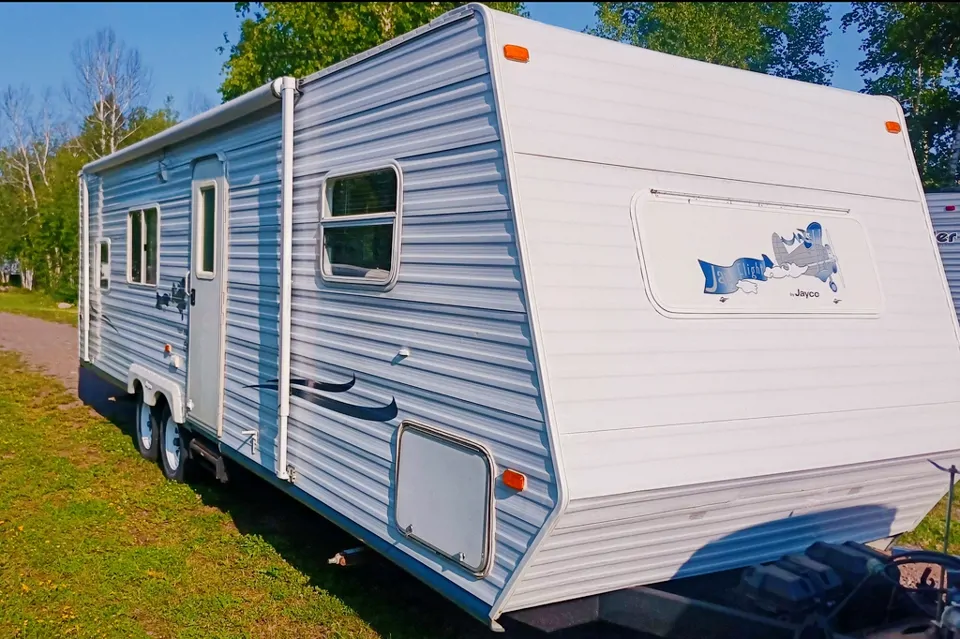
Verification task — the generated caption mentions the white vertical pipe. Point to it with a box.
[77,174,83,362]
[275,76,297,481]
[81,173,90,363]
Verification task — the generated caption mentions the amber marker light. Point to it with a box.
[502,469,527,491]
[503,44,529,63]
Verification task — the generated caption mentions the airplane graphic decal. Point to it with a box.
[698,222,840,297]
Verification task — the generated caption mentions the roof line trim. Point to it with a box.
[82,78,292,175]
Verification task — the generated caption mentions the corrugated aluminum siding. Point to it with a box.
[88,156,190,394]
[219,109,283,470]
[85,107,282,439]
[86,175,103,363]
[289,12,556,613]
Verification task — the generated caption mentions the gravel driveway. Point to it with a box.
[0,312,130,424]
[0,312,79,388]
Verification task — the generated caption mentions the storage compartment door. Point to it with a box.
[395,423,494,576]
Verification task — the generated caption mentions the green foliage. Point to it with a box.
[590,2,834,85]
[218,2,527,101]
[843,2,960,187]
[76,95,179,161]
[1,86,178,301]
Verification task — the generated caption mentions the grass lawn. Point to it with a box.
[0,350,488,639]
[0,288,78,326]
[900,492,960,553]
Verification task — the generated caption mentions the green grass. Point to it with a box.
[0,350,488,639]
[0,288,77,326]
[900,493,960,553]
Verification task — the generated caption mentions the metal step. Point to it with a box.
[188,437,229,483]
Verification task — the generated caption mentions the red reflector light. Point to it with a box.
[947,205,956,212]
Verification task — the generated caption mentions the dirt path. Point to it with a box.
[0,312,78,389]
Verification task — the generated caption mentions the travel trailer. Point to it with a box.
[929,189,960,319]
[77,4,960,629]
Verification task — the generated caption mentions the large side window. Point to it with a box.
[97,239,111,291]
[319,165,400,285]
[127,207,159,286]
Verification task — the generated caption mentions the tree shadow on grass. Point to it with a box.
[79,366,620,638]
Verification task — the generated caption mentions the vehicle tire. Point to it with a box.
[134,388,159,461]
[158,405,190,482]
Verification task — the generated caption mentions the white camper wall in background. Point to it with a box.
[927,190,960,314]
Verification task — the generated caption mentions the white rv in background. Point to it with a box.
[77,4,960,629]
[928,190,960,319]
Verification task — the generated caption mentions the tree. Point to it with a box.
[843,2,960,187]
[590,2,834,85]
[218,2,527,101]
[0,27,177,301]
[0,86,66,290]
[766,2,834,85]
[186,89,215,118]
[66,27,152,160]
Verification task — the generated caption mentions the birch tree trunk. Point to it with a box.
[67,28,151,160]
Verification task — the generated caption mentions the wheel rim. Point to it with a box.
[164,418,181,472]
[138,399,153,450]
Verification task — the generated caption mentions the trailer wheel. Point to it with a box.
[134,388,159,462]
[159,405,189,482]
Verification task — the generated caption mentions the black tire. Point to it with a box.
[134,388,159,462]
[158,404,190,482]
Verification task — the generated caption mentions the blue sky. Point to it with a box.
[1,2,865,122]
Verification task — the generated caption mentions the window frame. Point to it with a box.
[194,179,219,281]
[96,238,111,292]
[317,161,403,289]
[126,205,161,288]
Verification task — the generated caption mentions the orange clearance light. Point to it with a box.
[502,469,527,492]
[164,344,172,354]
[503,44,529,63]
[885,121,902,134]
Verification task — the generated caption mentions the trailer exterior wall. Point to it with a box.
[485,10,960,611]
[286,10,558,619]
[84,174,102,363]
[219,109,283,470]
[82,106,282,444]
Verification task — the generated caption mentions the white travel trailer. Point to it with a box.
[77,3,960,629]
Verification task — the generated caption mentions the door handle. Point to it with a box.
[190,288,196,306]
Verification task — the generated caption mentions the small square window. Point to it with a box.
[319,166,400,285]
[127,207,159,286]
